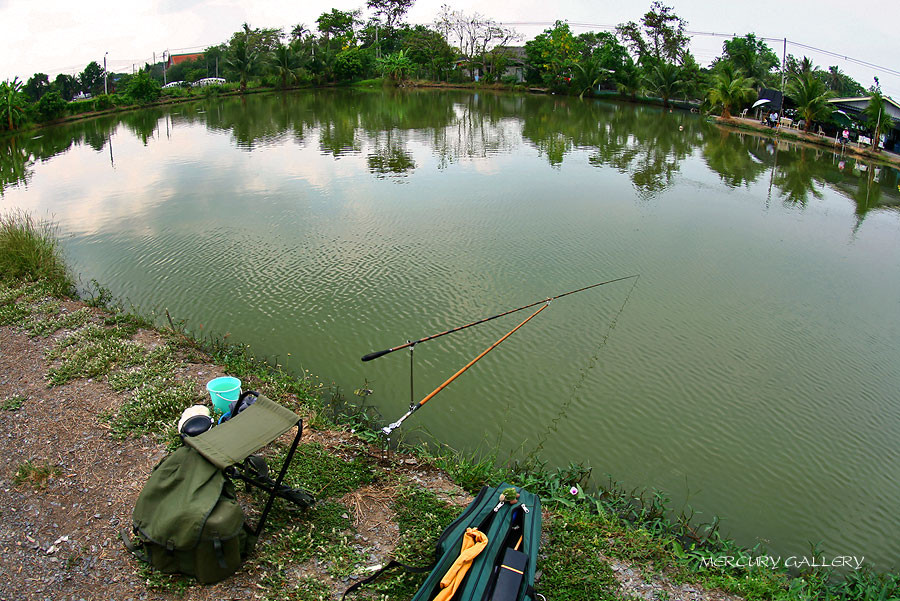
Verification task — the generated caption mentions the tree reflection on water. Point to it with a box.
[2,89,898,219]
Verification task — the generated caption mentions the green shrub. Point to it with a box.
[68,98,94,115]
[0,210,73,296]
[335,47,370,81]
[125,71,161,103]
[37,90,67,121]
[92,94,114,111]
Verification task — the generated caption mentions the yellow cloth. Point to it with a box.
[432,527,489,601]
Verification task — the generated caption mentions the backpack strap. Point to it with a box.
[212,536,229,569]
[341,559,434,600]
[120,528,150,564]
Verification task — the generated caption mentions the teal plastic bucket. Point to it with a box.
[206,377,241,414]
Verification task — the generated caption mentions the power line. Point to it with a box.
[493,20,899,81]
[21,22,900,90]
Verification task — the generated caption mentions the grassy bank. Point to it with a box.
[2,210,898,600]
[712,117,900,168]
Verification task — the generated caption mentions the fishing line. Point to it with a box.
[528,274,641,458]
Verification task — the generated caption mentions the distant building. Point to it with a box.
[492,46,527,82]
[827,96,900,152]
[827,96,900,121]
[167,53,204,68]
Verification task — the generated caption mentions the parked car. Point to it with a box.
[193,78,226,87]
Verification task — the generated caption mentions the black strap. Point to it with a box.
[120,528,150,563]
[213,537,228,569]
[342,559,433,600]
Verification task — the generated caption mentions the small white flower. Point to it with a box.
[570,486,578,495]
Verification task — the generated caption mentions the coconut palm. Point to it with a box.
[270,43,299,89]
[862,91,896,150]
[644,62,683,109]
[226,37,259,93]
[787,72,833,132]
[1,77,28,131]
[572,56,610,99]
[615,58,643,100]
[707,65,755,119]
[825,66,845,94]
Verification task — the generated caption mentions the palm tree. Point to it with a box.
[615,58,643,100]
[226,37,258,93]
[1,77,28,131]
[862,91,896,150]
[645,62,683,109]
[797,56,816,76]
[270,43,299,89]
[787,72,833,132]
[825,66,845,94]
[572,56,610,99]
[707,65,755,119]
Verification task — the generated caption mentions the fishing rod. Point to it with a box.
[361,274,639,362]
[381,303,549,437]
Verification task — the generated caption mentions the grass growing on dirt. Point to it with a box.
[0,210,74,297]
[362,486,460,600]
[13,459,62,489]
[1,394,26,411]
[280,441,377,499]
[254,501,361,600]
[539,508,621,600]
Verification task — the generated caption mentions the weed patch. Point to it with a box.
[538,508,621,600]
[13,460,61,489]
[0,280,58,325]
[137,563,193,597]
[0,210,74,297]
[364,486,459,599]
[46,324,145,385]
[1,395,26,411]
[280,442,376,499]
[421,445,505,494]
[109,380,199,440]
[24,306,92,337]
[258,574,332,601]
[254,501,357,598]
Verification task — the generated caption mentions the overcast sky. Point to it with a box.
[1,0,897,97]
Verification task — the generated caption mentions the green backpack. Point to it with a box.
[123,446,256,583]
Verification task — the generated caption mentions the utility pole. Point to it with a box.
[874,106,882,150]
[779,37,787,110]
[103,52,108,95]
[163,50,168,85]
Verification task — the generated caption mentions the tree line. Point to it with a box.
[1,0,894,143]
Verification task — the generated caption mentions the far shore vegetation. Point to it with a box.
[1,2,895,154]
[3,207,900,601]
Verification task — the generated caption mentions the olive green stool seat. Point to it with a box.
[184,394,310,536]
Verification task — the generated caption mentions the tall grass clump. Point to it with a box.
[0,210,74,297]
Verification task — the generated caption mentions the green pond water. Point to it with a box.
[2,89,899,569]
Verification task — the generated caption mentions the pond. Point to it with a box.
[2,88,899,569]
